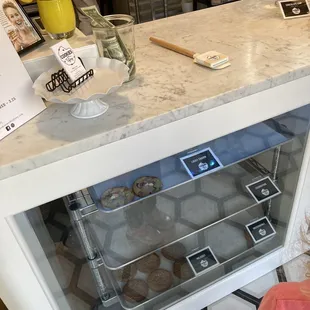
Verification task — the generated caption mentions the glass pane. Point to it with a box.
[9,105,310,310]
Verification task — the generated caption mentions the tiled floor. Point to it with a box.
[53,243,310,310]
[205,253,310,310]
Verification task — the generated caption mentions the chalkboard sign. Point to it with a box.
[246,177,281,204]
[279,0,310,19]
[186,246,219,275]
[246,217,276,244]
[180,147,223,179]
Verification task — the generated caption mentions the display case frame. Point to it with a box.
[63,123,306,309]
[2,75,310,310]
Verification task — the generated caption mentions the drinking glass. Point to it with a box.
[37,0,76,40]
[92,14,136,81]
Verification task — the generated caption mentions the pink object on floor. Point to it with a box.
[259,280,310,310]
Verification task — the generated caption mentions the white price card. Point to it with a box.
[0,25,45,141]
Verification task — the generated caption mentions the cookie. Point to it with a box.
[173,259,194,280]
[114,263,137,282]
[147,269,173,292]
[123,279,148,303]
[137,253,160,274]
[161,242,186,261]
[133,176,163,198]
[101,187,134,209]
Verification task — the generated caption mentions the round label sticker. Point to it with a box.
[259,228,267,236]
[200,259,209,268]
[292,7,301,14]
[261,188,270,196]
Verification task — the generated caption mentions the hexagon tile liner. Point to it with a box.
[87,146,301,269]
[41,200,310,310]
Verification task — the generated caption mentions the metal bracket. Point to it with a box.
[64,190,117,307]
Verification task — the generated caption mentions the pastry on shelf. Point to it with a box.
[147,269,173,292]
[101,187,134,209]
[114,263,137,282]
[123,279,149,303]
[137,253,161,274]
[161,242,186,261]
[132,176,163,198]
[173,259,194,280]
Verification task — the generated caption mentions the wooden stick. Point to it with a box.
[149,36,196,58]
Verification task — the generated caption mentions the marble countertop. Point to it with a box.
[1,0,310,181]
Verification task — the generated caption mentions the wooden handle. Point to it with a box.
[149,36,196,58]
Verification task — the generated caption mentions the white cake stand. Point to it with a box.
[33,57,129,119]
[69,99,109,119]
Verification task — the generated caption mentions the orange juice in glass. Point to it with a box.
[37,0,76,39]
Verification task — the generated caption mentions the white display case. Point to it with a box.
[6,104,310,310]
[3,1,310,309]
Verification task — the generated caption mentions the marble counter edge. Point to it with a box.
[1,65,310,182]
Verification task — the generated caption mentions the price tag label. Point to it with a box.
[246,177,281,204]
[186,246,219,275]
[245,217,276,244]
[278,0,310,19]
[180,147,223,179]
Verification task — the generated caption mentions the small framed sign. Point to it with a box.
[186,246,219,275]
[278,0,310,19]
[246,177,281,204]
[0,0,45,55]
[245,217,276,244]
[180,147,223,179]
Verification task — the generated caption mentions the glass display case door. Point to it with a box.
[3,104,310,310]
